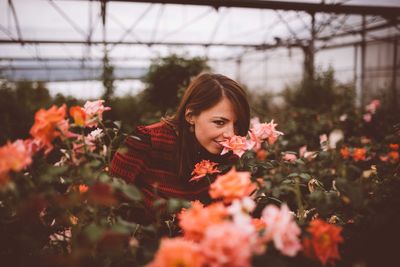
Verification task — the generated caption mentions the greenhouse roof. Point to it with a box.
[0,0,399,93]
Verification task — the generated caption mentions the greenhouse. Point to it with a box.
[0,0,399,266]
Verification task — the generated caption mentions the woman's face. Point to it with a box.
[189,97,237,155]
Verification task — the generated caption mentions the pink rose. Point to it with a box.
[220,135,254,158]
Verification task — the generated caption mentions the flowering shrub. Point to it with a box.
[0,97,399,267]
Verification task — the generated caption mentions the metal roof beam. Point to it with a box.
[83,0,400,17]
[0,38,302,48]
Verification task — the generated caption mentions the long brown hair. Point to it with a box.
[163,73,250,180]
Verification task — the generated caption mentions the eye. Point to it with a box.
[213,120,225,126]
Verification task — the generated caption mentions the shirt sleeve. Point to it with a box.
[110,126,151,183]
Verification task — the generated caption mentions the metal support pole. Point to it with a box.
[236,57,242,83]
[360,15,366,108]
[392,36,398,110]
[310,12,315,81]
[353,44,358,86]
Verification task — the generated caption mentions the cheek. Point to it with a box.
[196,123,221,139]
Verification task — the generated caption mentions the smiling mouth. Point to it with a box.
[214,140,224,147]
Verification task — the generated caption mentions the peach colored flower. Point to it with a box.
[260,204,302,257]
[365,99,380,114]
[282,153,297,163]
[339,114,347,121]
[24,138,41,155]
[299,146,317,161]
[363,113,372,122]
[220,135,254,158]
[147,237,205,267]
[249,120,284,149]
[209,168,256,203]
[178,201,228,242]
[69,106,87,126]
[390,143,399,150]
[83,100,111,127]
[227,198,256,234]
[0,139,32,186]
[352,148,366,161]
[190,160,220,182]
[360,136,371,144]
[200,222,254,267]
[29,104,67,153]
[70,134,97,165]
[302,219,344,266]
[380,154,389,162]
[340,147,350,159]
[88,128,103,139]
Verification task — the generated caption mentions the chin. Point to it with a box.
[207,147,222,155]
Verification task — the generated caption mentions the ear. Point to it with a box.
[185,108,194,125]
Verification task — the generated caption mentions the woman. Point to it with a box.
[110,73,250,221]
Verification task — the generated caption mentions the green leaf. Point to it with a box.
[120,184,142,202]
[258,162,275,169]
[287,173,299,178]
[84,223,104,243]
[299,173,312,181]
[46,165,69,175]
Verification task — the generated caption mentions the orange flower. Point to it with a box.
[256,149,268,161]
[251,218,266,232]
[340,147,350,159]
[190,160,220,182]
[209,167,256,203]
[389,151,399,162]
[303,219,344,266]
[178,201,228,242]
[147,238,205,267]
[352,148,366,161]
[30,104,67,153]
[389,143,399,150]
[0,140,32,186]
[69,106,86,126]
[70,215,78,225]
[79,184,89,194]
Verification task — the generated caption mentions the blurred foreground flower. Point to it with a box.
[178,201,228,242]
[201,221,256,267]
[209,168,256,203]
[147,238,205,267]
[29,104,69,153]
[303,219,344,266]
[0,139,32,185]
[261,204,302,257]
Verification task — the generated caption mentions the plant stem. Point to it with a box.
[294,177,305,223]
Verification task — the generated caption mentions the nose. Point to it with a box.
[222,124,235,139]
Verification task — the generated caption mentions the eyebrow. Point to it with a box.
[211,116,229,121]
